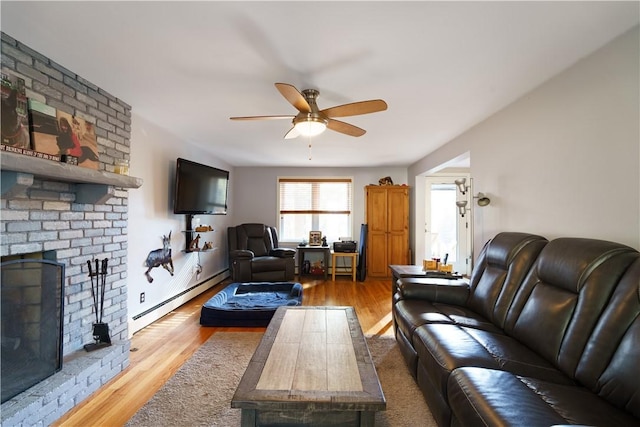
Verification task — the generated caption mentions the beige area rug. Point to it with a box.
[126,332,436,427]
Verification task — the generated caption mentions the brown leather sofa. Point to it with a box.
[393,232,640,427]
[227,223,296,282]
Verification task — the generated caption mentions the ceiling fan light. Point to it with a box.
[294,118,327,137]
[294,120,327,137]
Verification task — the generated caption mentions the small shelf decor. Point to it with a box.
[309,231,322,246]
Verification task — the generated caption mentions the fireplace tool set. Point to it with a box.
[84,258,112,352]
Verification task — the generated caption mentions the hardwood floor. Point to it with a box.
[52,276,394,426]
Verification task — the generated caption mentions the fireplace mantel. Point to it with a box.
[1,151,143,204]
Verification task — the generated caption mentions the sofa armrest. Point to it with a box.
[230,249,254,260]
[270,248,296,258]
[399,278,470,305]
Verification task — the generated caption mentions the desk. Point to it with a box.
[331,251,358,281]
[297,245,330,280]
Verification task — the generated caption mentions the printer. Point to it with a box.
[333,240,357,253]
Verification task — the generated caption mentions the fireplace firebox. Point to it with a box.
[1,256,64,403]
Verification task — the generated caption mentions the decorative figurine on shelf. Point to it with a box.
[322,236,328,247]
[202,241,213,251]
[378,176,394,185]
[195,225,214,232]
[189,234,201,251]
[143,231,174,283]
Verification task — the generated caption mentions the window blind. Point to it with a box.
[279,178,352,214]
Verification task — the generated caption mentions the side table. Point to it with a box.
[331,251,358,281]
[389,264,465,295]
[297,245,330,280]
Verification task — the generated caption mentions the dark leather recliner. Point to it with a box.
[227,223,296,282]
[393,232,640,426]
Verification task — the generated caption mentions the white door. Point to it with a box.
[424,176,471,276]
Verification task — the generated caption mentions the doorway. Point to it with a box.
[424,176,471,276]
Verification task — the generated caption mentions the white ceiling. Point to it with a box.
[2,1,638,168]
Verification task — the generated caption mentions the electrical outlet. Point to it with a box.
[140,292,145,303]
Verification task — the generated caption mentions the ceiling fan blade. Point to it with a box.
[321,99,387,118]
[327,119,366,137]
[230,115,294,121]
[275,83,311,113]
[284,126,300,139]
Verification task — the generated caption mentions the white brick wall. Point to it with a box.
[1,31,133,425]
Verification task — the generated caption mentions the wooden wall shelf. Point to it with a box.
[1,151,143,204]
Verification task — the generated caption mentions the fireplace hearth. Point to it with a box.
[1,256,64,403]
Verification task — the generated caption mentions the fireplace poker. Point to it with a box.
[87,259,100,324]
[84,258,111,351]
[99,258,108,323]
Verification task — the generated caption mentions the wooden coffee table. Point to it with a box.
[231,306,386,426]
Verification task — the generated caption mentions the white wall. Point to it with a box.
[125,25,638,333]
[410,26,640,257]
[127,115,234,334]
[232,167,408,244]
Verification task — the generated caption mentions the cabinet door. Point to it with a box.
[368,230,389,277]
[387,187,408,234]
[366,187,388,234]
[387,187,409,266]
[366,186,389,277]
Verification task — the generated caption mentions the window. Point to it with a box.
[278,178,353,243]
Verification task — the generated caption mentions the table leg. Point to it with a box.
[359,410,375,426]
[240,409,256,427]
[331,252,337,281]
[324,248,329,280]
[351,254,356,281]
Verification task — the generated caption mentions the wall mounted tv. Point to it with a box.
[173,158,229,215]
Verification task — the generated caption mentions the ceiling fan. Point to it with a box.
[230,83,387,139]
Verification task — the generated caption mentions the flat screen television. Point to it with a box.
[173,158,229,215]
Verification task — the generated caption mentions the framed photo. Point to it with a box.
[309,231,322,246]
[1,73,30,149]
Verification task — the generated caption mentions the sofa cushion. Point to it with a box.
[575,258,640,417]
[466,232,548,328]
[413,323,572,398]
[250,256,291,273]
[506,238,639,377]
[394,279,472,342]
[448,367,640,427]
[394,232,546,342]
[448,367,568,427]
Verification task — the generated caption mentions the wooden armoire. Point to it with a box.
[365,185,410,278]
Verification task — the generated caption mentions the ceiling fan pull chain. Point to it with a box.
[308,140,312,161]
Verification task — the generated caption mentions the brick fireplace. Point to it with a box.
[1,33,141,425]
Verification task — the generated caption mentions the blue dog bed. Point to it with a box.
[200,282,303,327]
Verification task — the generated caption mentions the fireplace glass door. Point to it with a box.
[1,258,64,403]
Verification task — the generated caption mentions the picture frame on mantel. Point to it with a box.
[309,231,322,246]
